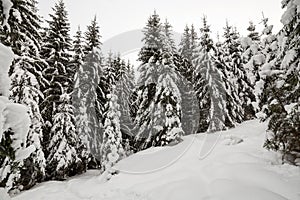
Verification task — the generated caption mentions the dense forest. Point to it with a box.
[0,0,299,195]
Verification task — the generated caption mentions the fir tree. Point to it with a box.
[41,0,85,179]
[222,22,255,120]
[84,16,101,54]
[264,0,300,161]
[71,26,89,167]
[134,11,164,150]
[0,0,46,189]
[101,92,124,174]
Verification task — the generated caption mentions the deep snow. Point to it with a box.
[12,120,300,200]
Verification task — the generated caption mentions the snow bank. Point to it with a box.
[0,44,14,97]
[0,188,11,200]
[12,120,300,200]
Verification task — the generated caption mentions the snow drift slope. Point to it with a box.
[13,120,300,200]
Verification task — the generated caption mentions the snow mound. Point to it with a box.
[13,120,300,200]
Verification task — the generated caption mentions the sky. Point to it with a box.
[38,0,283,43]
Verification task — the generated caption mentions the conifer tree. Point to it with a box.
[41,0,85,179]
[115,59,136,142]
[71,26,89,167]
[222,22,255,120]
[193,17,229,132]
[264,0,300,160]
[134,11,164,150]
[101,91,124,173]
[0,0,46,189]
[73,16,103,168]
[84,16,102,54]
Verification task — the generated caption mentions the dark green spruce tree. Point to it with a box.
[41,0,86,180]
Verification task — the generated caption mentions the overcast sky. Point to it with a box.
[37,0,283,42]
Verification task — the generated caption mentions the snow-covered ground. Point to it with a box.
[13,120,300,200]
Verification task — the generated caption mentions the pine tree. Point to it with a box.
[264,0,300,161]
[0,0,46,189]
[242,21,263,92]
[222,22,255,120]
[256,14,278,114]
[162,19,176,53]
[101,92,124,174]
[84,16,101,54]
[179,25,191,60]
[71,26,89,167]
[134,11,164,150]
[0,43,36,192]
[153,50,184,145]
[73,14,103,170]
[192,17,229,132]
[41,0,85,179]
[115,59,136,145]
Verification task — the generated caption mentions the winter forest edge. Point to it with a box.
[0,0,299,198]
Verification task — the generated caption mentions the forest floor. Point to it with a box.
[13,120,300,200]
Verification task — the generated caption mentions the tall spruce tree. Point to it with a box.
[193,17,229,132]
[264,0,300,162]
[71,26,89,167]
[101,91,124,174]
[79,16,104,168]
[134,11,164,150]
[222,22,255,120]
[0,0,46,189]
[41,0,85,179]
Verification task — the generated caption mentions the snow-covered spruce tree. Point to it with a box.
[41,0,85,179]
[71,26,89,168]
[84,16,102,54]
[133,11,164,150]
[222,22,255,121]
[179,25,191,61]
[74,16,104,168]
[0,43,35,193]
[241,21,264,106]
[264,0,300,162]
[192,16,212,132]
[258,15,279,114]
[115,58,136,147]
[101,91,124,175]
[0,0,46,189]
[178,24,198,83]
[162,19,176,53]
[193,16,228,132]
[153,50,184,146]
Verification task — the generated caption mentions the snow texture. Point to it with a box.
[12,120,300,200]
[0,188,11,200]
[0,44,14,97]
[1,0,13,30]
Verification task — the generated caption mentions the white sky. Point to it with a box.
[37,0,283,42]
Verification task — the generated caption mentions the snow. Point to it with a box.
[239,37,252,48]
[1,0,13,30]
[12,120,300,200]
[0,44,14,97]
[0,188,11,200]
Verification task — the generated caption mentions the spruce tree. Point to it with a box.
[134,11,164,150]
[41,0,85,179]
[193,17,229,132]
[84,16,101,54]
[101,91,124,174]
[264,0,300,161]
[71,26,89,167]
[222,22,255,120]
[73,16,103,168]
[0,0,46,189]
[115,59,136,144]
